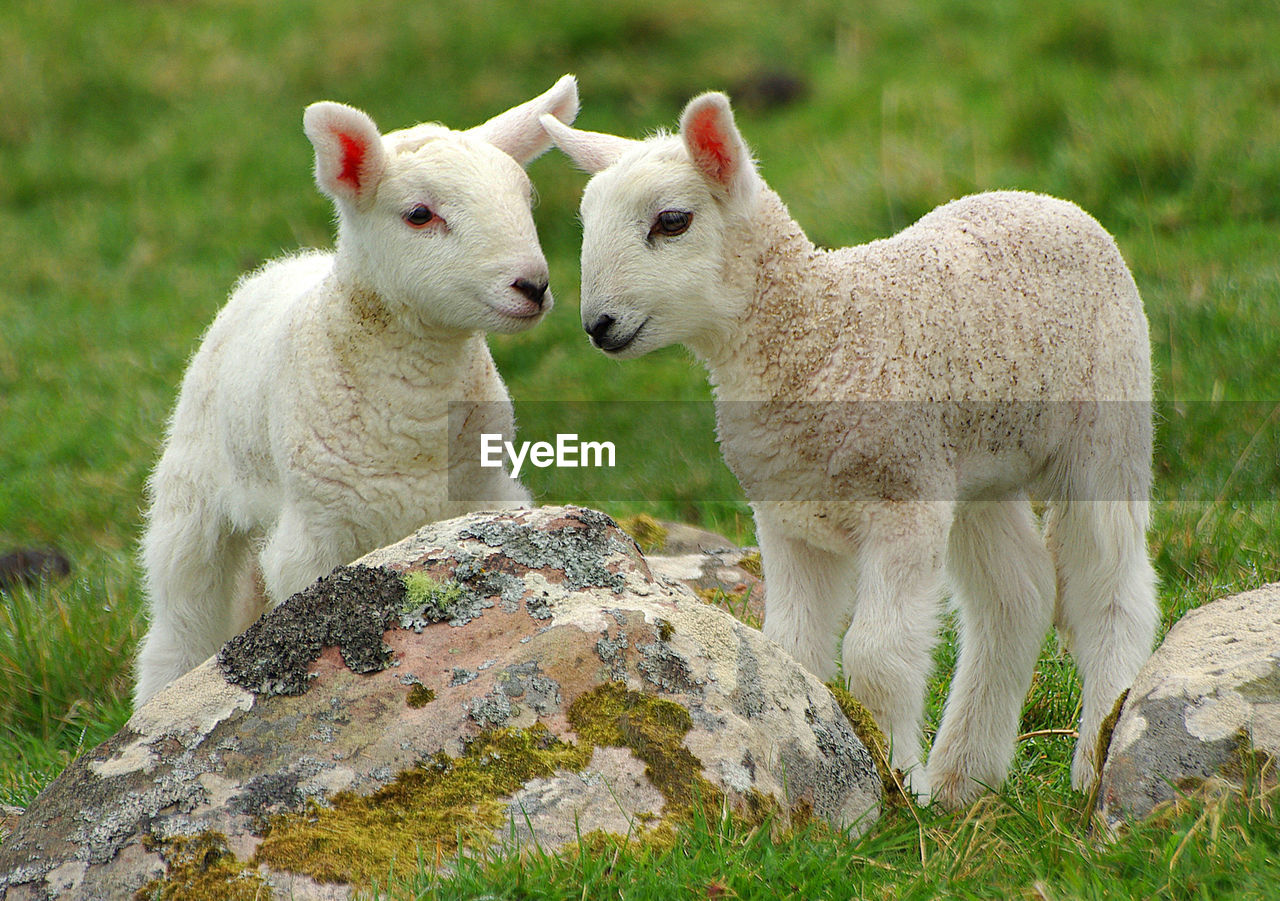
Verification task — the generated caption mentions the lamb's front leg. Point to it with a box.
[755,512,855,683]
[841,501,951,800]
[259,503,361,605]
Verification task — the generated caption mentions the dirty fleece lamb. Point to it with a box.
[133,76,580,706]
[542,93,1158,808]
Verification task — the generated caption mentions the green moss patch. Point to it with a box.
[568,681,722,821]
[134,831,270,901]
[399,572,493,629]
[827,681,901,803]
[1094,689,1130,782]
[400,572,463,618]
[252,723,592,886]
[460,509,627,592]
[618,514,669,553]
[246,683,763,889]
[406,683,436,708]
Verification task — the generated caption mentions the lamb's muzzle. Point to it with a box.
[584,311,651,353]
[512,277,550,307]
[584,313,616,345]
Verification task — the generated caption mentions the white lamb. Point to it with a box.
[542,93,1158,807]
[134,76,580,706]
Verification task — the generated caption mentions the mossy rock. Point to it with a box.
[1097,582,1280,828]
[0,507,879,900]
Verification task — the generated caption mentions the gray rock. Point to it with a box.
[0,506,878,900]
[644,522,766,629]
[0,806,23,845]
[1097,582,1280,826]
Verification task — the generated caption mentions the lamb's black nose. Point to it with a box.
[585,314,616,345]
[512,278,549,307]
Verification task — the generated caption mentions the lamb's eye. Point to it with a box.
[650,209,692,238]
[403,204,440,228]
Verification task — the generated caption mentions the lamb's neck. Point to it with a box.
[697,188,821,402]
[320,277,483,393]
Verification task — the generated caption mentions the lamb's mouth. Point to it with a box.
[486,297,547,320]
[596,318,648,353]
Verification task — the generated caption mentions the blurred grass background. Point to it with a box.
[1,0,1277,895]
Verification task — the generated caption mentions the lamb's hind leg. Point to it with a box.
[756,511,855,683]
[1047,494,1157,792]
[927,498,1055,808]
[841,501,952,798]
[135,489,253,706]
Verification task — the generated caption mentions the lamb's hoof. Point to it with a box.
[927,768,995,810]
[0,548,71,590]
[1071,748,1099,795]
[899,767,932,808]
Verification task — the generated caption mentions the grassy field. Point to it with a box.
[1,0,1278,896]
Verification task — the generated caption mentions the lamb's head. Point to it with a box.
[541,92,763,358]
[303,75,579,335]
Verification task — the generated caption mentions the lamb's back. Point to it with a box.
[721,191,1151,519]
[823,191,1148,403]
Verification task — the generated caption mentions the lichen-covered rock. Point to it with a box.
[0,506,878,900]
[1096,582,1280,826]
[640,520,766,629]
[0,807,23,845]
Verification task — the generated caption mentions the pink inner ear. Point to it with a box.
[687,107,734,183]
[337,133,367,191]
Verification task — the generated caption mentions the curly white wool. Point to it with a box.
[543,91,1158,808]
[134,77,579,706]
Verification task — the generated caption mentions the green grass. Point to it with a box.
[380,768,1280,901]
[2,0,1278,896]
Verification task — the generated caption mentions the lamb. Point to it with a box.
[133,76,580,707]
[541,92,1158,808]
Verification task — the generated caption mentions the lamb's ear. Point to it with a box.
[679,92,757,197]
[468,74,580,166]
[303,102,387,209]
[539,114,636,174]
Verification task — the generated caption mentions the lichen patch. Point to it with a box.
[127,665,255,749]
[467,689,516,729]
[460,508,630,593]
[638,641,703,695]
[219,565,405,696]
[89,736,158,779]
[454,555,528,613]
[498,661,563,715]
[1237,660,1280,704]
